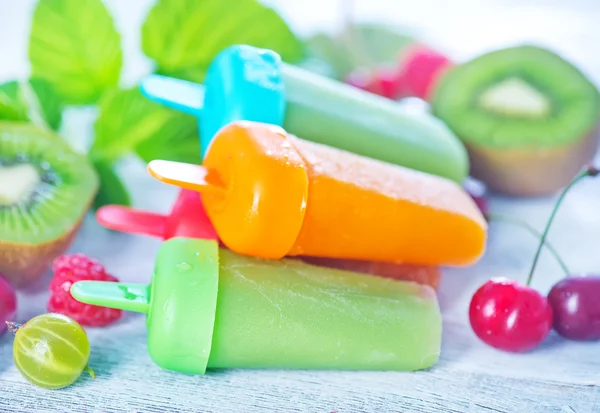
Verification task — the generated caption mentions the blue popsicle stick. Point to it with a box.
[139,45,287,159]
[140,75,205,116]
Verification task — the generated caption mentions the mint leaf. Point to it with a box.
[135,122,200,165]
[29,0,122,105]
[92,159,131,209]
[141,0,304,82]
[0,79,64,130]
[308,24,414,80]
[91,88,198,164]
[30,78,64,130]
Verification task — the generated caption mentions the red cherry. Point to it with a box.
[548,274,600,341]
[0,274,17,337]
[469,278,553,352]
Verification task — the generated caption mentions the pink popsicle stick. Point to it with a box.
[96,189,218,241]
[96,205,168,239]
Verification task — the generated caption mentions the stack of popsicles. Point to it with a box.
[72,45,487,375]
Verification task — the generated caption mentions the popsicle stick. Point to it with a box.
[96,205,168,239]
[139,75,205,115]
[148,160,227,196]
[70,282,150,314]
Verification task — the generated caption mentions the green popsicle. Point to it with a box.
[71,238,442,374]
[281,63,469,183]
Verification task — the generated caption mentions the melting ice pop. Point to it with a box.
[147,121,487,266]
[71,238,442,374]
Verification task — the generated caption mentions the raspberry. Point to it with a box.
[397,44,454,100]
[345,67,402,100]
[48,254,122,327]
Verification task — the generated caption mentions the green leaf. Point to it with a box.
[0,79,64,130]
[141,0,304,82]
[29,78,64,130]
[91,87,199,164]
[92,159,131,209]
[135,123,201,165]
[28,0,122,105]
[307,24,415,80]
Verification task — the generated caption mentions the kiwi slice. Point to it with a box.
[432,45,600,196]
[0,122,98,287]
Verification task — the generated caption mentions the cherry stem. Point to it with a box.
[5,321,21,334]
[84,365,96,379]
[526,165,599,286]
[487,214,570,275]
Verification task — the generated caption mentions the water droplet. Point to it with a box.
[176,262,192,272]
[266,150,273,156]
[486,330,492,335]
[281,141,291,149]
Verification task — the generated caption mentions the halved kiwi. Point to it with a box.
[0,122,98,287]
[432,45,600,196]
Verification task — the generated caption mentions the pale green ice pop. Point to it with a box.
[71,238,442,374]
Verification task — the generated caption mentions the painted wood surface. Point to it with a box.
[1,1,600,412]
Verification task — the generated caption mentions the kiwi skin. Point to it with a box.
[468,126,599,197]
[431,45,600,196]
[0,122,98,287]
[0,223,82,287]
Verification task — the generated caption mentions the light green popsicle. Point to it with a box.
[281,63,469,183]
[71,238,442,374]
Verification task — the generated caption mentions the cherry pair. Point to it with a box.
[469,166,600,352]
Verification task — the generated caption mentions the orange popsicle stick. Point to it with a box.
[147,160,227,197]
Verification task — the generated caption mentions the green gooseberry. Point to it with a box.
[6,313,95,389]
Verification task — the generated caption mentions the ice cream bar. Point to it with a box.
[95,188,442,289]
[147,121,487,266]
[71,238,442,374]
[139,44,468,183]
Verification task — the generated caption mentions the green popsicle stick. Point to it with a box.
[71,282,150,313]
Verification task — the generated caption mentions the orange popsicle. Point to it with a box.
[148,121,487,266]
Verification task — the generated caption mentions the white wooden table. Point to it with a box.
[1,1,600,412]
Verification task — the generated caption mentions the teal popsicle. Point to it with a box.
[139,45,468,183]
